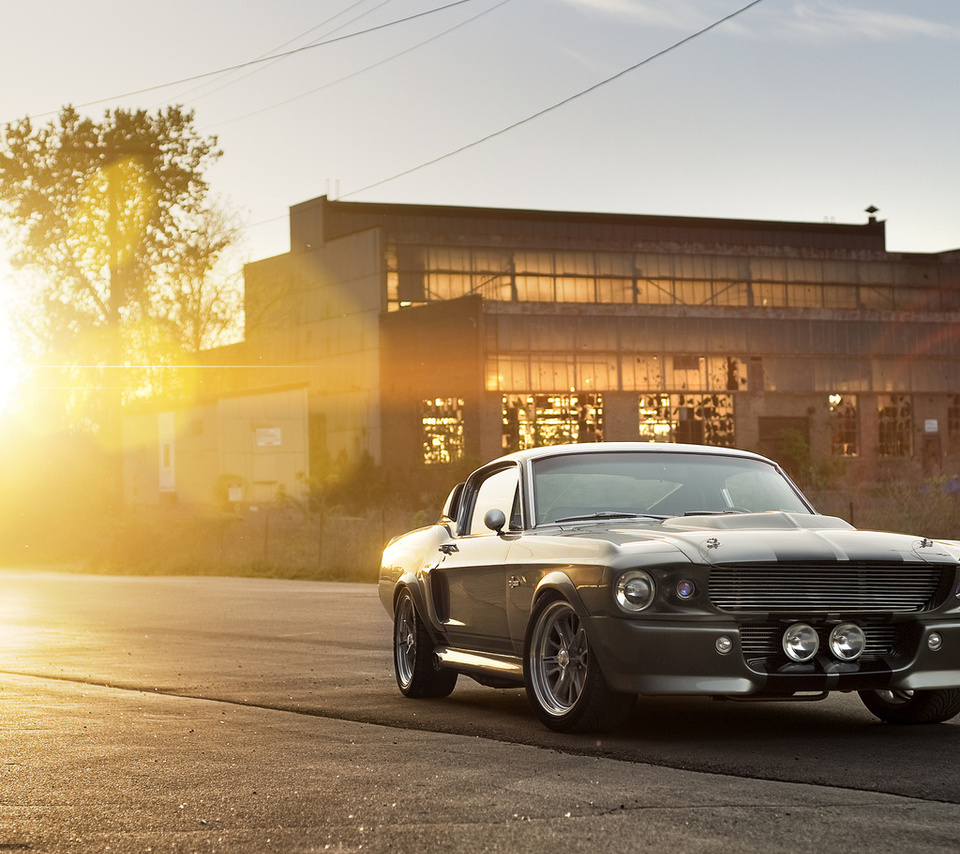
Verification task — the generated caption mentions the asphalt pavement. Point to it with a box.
[2,569,960,852]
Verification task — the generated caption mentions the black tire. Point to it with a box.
[393,588,457,699]
[524,596,635,733]
[859,687,960,724]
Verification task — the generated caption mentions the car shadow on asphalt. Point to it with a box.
[406,686,960,803]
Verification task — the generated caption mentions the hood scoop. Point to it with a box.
[661,511,854,532]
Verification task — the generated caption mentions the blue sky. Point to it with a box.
[2,0,959,263]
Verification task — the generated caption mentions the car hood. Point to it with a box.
[553,511,960,566]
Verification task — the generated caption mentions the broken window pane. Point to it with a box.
[829,393,859,456]
[422,398,465,464]
[709,356,747,392]
[665,356,706,391]
[877,393,913,457]
[639,393,735,447]
[502,394,603,452]
[638,394,675,442]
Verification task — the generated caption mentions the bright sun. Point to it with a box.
[0,359,18,414]
[0,276,22,417]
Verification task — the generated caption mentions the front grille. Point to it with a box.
[708,563,944,614]
[739,624,898,659]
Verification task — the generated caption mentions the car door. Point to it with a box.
[434,463,520,655]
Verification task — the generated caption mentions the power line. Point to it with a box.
[217,0,513,240]
[344,0,767,198]
[16,0,484,121]
[177,0,396,106]
[216,0,514,128]
[167,0,378,104]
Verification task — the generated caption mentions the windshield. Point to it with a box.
[531,451,811,525]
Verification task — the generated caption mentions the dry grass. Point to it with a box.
[809,481,960,541]
[1,504,427,582]
[5,480,960,580]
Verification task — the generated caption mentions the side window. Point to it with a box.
[441,482,464,523]
[468,466,521,535]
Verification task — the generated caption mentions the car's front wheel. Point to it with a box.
[393,588,457,698]
[859,687,960,724]
[524,596,635,733]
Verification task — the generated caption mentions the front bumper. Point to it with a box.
[585,615,960,697]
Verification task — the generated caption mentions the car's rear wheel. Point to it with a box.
[524,596,635,733]
[858,687,960,724]
[393,588,457,698]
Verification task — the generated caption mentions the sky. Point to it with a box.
[1,0,959,269]
[0,1,952,628]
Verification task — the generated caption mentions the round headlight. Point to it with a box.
[616,570,656,613]
[828,623,865,661]
[783,623,819,662]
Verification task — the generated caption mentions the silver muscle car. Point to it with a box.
[379,443,960,732]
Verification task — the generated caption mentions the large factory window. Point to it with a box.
[713,280,752,306]
[638,393,735,446]
[860,286,896,311]
[422,398,465,464]
[622,355,664,392]
[490,354,743,394]
[829,394,859,456]
[502,394,603,452]
[877,394,913,457]
[387,244,946,312]
[488,355,619,392]
[823,285,858,309]
[638,394,675,442]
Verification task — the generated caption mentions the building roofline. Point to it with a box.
[303,195,874,235]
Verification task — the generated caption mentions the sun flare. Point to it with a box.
[0,281,22,417]
[0,359,19,415]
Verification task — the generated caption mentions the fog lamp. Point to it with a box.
[676,579,696,600]
[828,623,865,661]
[783,623,819,662]
[928,632,944,651]
[716,635,733,655]
[616,570,655,613]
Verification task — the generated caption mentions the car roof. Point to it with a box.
[493,442,776,468]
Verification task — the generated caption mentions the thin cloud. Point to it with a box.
[788,2,960,43]
[558,0,960,43]
[556,0,754,29]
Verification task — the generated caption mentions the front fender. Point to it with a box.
[532,570,591,618]
[526,569,617,670]
[393,572,445,646]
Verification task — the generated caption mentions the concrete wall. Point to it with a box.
[123,386,309,506]
[240,227,386,469]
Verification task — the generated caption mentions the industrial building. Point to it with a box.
[125,196,960,505]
